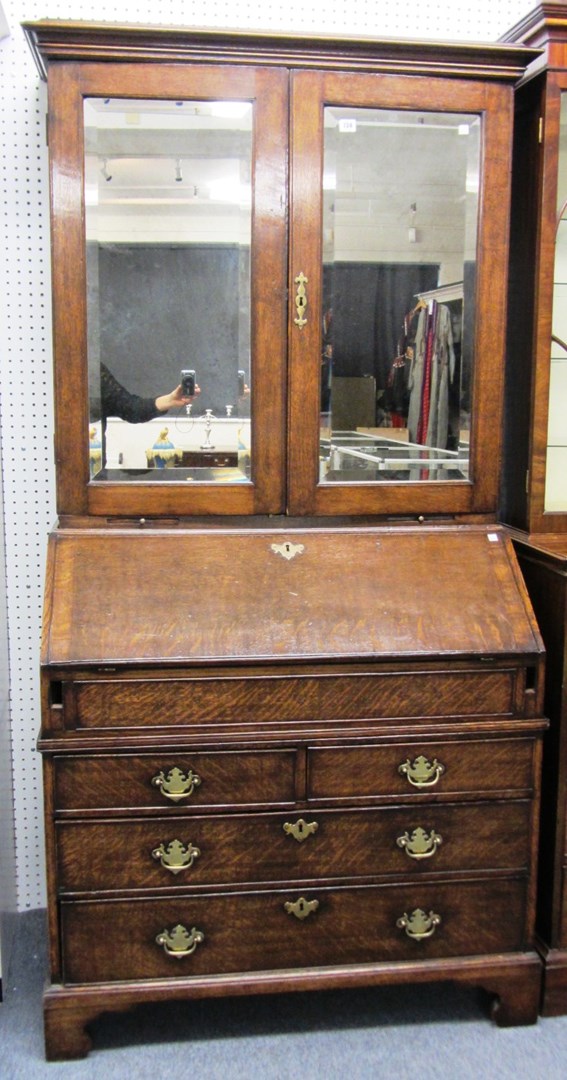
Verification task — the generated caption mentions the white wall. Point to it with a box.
[0,0,538,910]
[0,394,17,986]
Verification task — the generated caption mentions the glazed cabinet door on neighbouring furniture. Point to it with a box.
[502,2,567,1015]
[22,20,549,1061]
[502,2,567,536]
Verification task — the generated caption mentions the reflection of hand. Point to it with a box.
[156,383,201,411]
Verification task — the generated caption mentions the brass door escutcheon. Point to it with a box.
[283,818,319,843]
[396,827,443,860]
[284,896,319,920]
[294,272,308,328]
[155,924,205,958]
[396,908,441,940]
[152,839,201,874]
[151,766,202,802]
[398,755,445,788]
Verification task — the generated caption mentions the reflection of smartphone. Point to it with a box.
[238,370,246,397]
[181,369,196,397]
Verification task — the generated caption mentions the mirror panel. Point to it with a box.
[319,105,480,484]
[84,97,252,485]
[545,90,567,512]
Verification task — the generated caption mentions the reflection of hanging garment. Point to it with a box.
[407,302,455,448]
[384,303,422,425]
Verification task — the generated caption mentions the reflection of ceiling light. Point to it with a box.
[209,101,251,120]
[458,124,470,136]
[207,178,251,204]
[323,172,337,191]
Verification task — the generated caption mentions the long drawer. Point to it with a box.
[55,801,532,892]
[52,737,538,813]
[64,668,519,732]
[60,877,529,984]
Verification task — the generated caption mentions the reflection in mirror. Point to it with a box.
[84,97,252,484]
[320,106,480,483]
[545,90,567,512]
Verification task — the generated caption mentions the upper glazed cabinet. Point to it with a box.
[24,21,537,521]
[502,2,567,533]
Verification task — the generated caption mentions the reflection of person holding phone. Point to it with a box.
[93,362,199,424]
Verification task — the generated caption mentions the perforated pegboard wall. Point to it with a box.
[0,0,537,910]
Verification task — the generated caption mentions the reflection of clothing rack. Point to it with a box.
[407,298,457,449]
[415,281,464,304]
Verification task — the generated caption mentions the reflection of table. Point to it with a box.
[320,430,469,481]
[177,450,238,468]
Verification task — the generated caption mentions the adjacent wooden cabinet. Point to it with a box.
[23,20,548,1059]
[501,3,567,1014]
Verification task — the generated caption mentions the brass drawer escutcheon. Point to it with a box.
[398,755,445,788]
[283,818,319,843]
[396,908,441,940]
[152,839,201,874]
[151,766,202,802]
[396,827,443,860]
[155,924,205,958]
[284,897,320,920]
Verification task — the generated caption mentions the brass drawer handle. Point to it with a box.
[151,766,202,802]
[152,839,201,874]
[294,271,308,328]
[396,827,443,860]
[396,908,441,941]
[284,897,319,920]
[155,924,204,959]
[283,818,319,843]
[398,755,445,789]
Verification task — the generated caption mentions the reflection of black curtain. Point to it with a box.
[323,262,439,392]
[89,243,249,416]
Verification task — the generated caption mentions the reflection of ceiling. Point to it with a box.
[84,98,479,269]
[84,97,253,212]
[323,108,479,266]
[85,154,251,208]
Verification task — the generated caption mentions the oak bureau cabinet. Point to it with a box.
[23,20,547,1059]
[501,1,567,1015]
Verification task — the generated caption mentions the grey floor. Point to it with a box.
[2,912,567,1079]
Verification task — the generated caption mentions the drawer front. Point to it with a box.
[53,749,297,812]
[308,738,537,802]
[68,669,516,731]
[60,877,528,984]
[56,801,532,892]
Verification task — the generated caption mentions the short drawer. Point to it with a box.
[308,738,537,802]
[65,668,517,731]
[55,800,532,892]
[53,749,297,812]
[60,877,529,984]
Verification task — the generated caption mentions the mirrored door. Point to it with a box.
[48,61,287,517]
[288,69,513,516]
